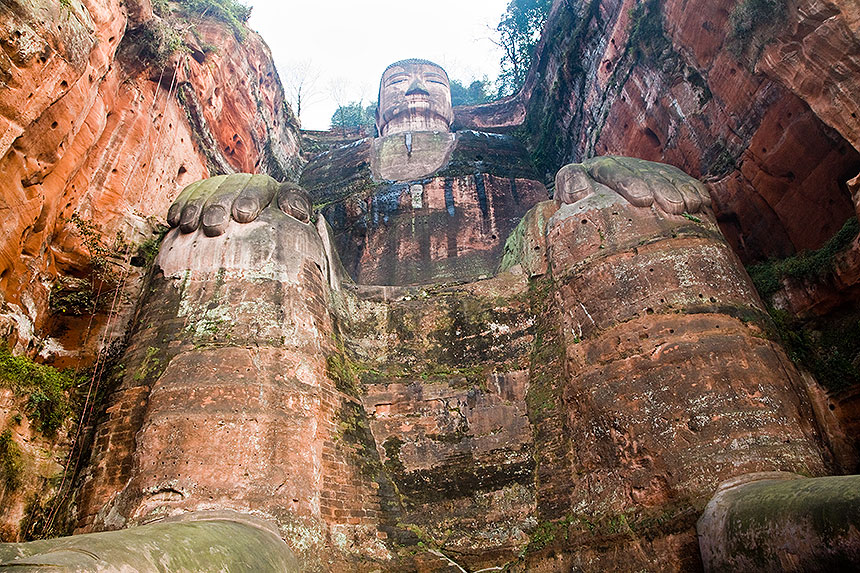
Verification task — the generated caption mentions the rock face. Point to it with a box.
[515,0,860,262]
[68,158,837,571]
[0,0,301,365]
[1,0,859,570]
[349,275,539,566]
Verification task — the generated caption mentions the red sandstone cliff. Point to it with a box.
[0,0,301,365]
[491,0,860,262]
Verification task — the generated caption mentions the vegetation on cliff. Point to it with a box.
[450,78,492,106]
[726,0,789,62]
[330,102,376,135]
[748,217,860,393]
[495,0,552,96]
[748,217,860,298]
[134,0,252,67]
[175,0,252,41]
[0,347,87,435]
[0,429,24,492]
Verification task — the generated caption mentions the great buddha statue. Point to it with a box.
[1,59,854,573]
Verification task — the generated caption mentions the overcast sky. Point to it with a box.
[247,0,511,130]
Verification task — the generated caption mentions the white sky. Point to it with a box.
[247,0,510,130]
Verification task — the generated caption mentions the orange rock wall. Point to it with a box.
[520,0,860,262]
[0,0,301,362]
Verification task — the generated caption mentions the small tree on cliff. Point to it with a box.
[450,78,492,106]
[493,0,552,97]
[177,0,251,41]
[283,59,322,123]
[330,102,376,136]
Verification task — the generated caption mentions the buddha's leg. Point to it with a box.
[76,176,383,566]
[529,158,831,567]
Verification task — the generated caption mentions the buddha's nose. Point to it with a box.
[405,78,430,96]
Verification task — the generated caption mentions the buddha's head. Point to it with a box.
[376,59,453,136]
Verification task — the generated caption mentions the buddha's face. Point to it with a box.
[376,60,453,136]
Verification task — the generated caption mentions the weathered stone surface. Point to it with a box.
[301,130,547,285]
[70,156,848,571]
[376,59,453,137]
[508,0,860,262]
[758,0,860,153]
[372,131,456,181]
[0,0,301,364]
[0,389,70,542]
[345,275,538,567]
[698,473,860,572]
[451,95,526,133]
[75,189,388,569]
[508,159,832,570]
[0,512,299,572]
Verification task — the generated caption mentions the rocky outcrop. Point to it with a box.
[510,0,860,262]
[0,0,301,366]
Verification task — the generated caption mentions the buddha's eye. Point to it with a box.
[387,75,408,87]
[426,75,447,86]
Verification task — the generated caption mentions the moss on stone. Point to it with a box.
[382,436,406,477]
[0,429,23,491]
[628,0,672,64]
[326,335,364,397]
[499,201,552,275]
[765,307,860,393]
[525,277,565,423]
[336,401,381,478]
[0,517,299,570]
[747,216,859,299]
[726,0,789,62]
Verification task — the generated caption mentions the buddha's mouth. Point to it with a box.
[405,94,430,105]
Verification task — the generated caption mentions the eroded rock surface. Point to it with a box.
[506,157,831,571]
[0,0,300,366]
[514,0,860,262]
[301,130,547,285]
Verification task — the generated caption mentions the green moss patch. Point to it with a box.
[765,308,860,393]
[0,347,88,435]
[726,0,789,62]
[748,217,859,298]
[176,0,251,42]
[0,429,24,491]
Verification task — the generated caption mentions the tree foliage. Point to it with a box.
[177,0,252,41]
[450,78,492,107]
[330,102,376,135]
[494,0,552,97]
